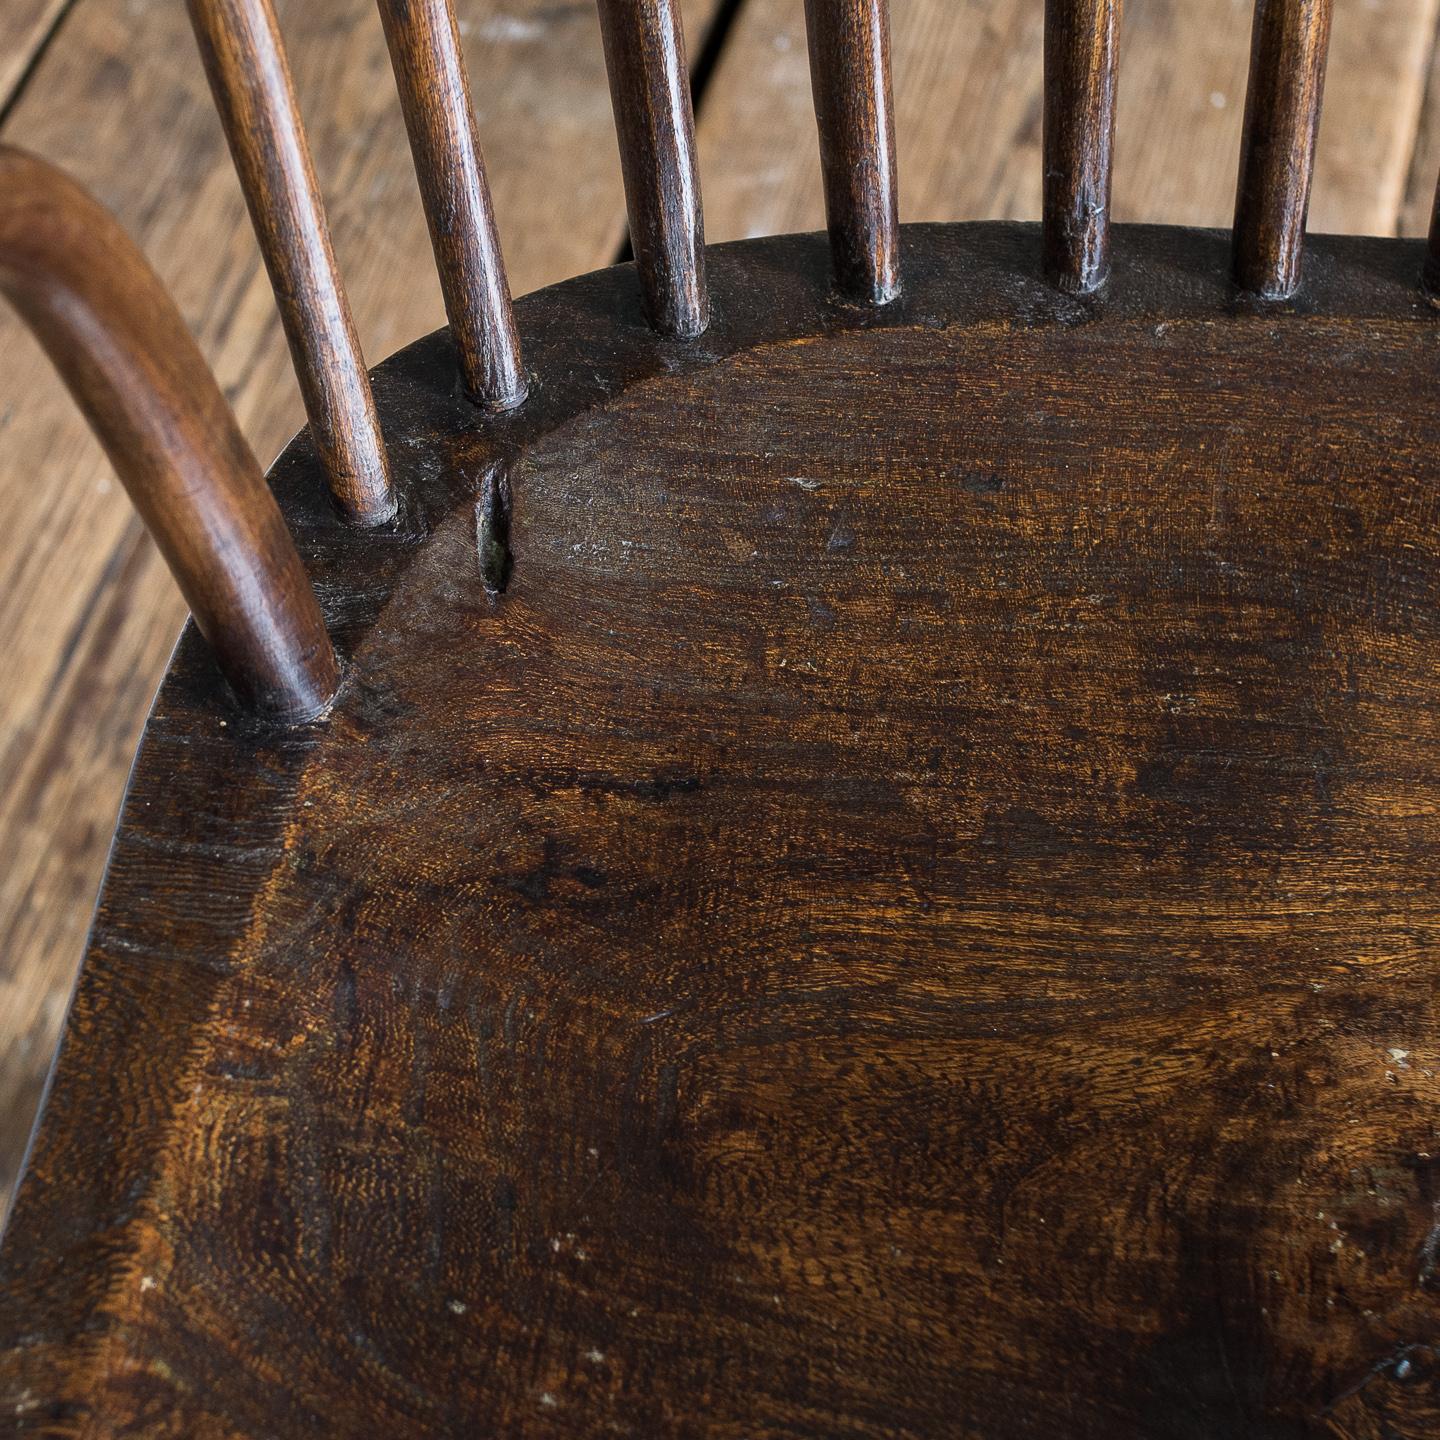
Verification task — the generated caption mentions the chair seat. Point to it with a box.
[3,224,1438,1438]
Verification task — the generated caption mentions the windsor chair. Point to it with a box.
[1,0,1437,1434]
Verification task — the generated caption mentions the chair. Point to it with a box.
[1,0,1437,1433]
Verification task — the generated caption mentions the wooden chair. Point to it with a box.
[1,0,1437,1433]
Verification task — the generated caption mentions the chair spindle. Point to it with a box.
[803,0,900,305]
[1231,0,1331,300]
[0,146,339,722]
[595,0,709,338]
[188,0,396,524]
[1425,173,1440,300]
[376,0,527,409]
[1043,0,1122,295]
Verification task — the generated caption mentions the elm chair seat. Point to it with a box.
[2,2,1439,1437]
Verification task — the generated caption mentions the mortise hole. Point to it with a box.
[475,463,513,597]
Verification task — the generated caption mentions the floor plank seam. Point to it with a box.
[0,0,84,133]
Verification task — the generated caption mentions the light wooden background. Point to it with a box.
[1,0,1437,1215]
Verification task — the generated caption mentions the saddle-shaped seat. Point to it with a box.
[1,1,1437,1435]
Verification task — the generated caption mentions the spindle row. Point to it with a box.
[2,1,1433,734]
[185,0,1423,531]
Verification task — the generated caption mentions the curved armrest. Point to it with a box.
[0,145,338,722]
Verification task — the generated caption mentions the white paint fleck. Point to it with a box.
[448,1299,468,1315]
[1210,91,1227,109]
[140,1275,156,1292]
[586,1349,606,1364]
[539,1392,559,1409]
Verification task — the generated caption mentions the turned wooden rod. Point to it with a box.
[1042,0,1123,295]
[188,0,396,524]
[1424,172,1440,300]
[0,146,339,722]
[803,0,900,305]
[375,0,527,409]
[1232,0,1331,299]
[595,0,709,339]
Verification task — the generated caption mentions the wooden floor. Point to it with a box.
[0,0,1437,1217]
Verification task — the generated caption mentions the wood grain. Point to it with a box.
[802,0,900,304]
[1043,0,1122,293]
[188,0,396,523]
[0,0,73,112]
[0,146,337,720]
[3,225,1438,1437]
[596,0,709,337]
[0,0,723,1217]
[375,0,527,410]
[1232,0,1333,299]
[1,0,1437,1278]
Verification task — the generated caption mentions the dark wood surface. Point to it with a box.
[1042,0,1121,294]
[6,10,1436,1221]
[375,0,527,410]
[1232,0,1332,299]
[188,0,396,524]
[2,224,1438,1437]
[596,0,709,338]
[803,0,899,305]
[0,145,337,722]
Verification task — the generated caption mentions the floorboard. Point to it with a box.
[1400,5,1440,236]
[0,0,73,117]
